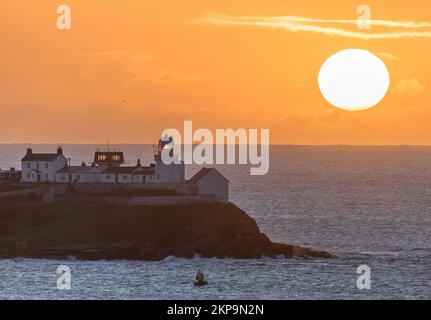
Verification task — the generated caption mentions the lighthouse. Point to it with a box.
[153,134,185,183]
[154,134,174,161]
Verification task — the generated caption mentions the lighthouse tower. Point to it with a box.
[153,135,185,183]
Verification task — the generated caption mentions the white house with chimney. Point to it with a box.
[21,147,68,183]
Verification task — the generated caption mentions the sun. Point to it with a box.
[318,49,390,111]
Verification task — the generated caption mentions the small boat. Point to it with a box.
[194,280,208,286]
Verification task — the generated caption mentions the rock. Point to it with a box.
[0,195,333,260]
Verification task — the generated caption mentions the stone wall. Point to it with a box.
[69,182,197,196]
[57,195,223,206]
[0,182,228,206]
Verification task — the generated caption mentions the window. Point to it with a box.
[98,155,107,161]
[36,163,39,169]
[123,175,128,180]
[45,163,49,169]
[106,175,111,180]
[45,173,49,179]
[61,175,66,181]
[112,155,121,161]
[157,174,160,180]
[27,173,30,178]
[27,163,30,169]
[143,176,146,182]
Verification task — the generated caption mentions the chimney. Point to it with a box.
[81,161,86,167]
[57,146,63,155]
[26,148,32,155]
[137,159,141,167]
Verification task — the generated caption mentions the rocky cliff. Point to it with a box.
[0,195,332,260]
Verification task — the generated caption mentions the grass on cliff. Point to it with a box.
[0,195,260,250]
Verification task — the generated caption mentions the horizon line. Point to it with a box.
[2,143,431,147]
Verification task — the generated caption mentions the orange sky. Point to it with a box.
[0,0,430,144]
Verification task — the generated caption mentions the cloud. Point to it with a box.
[257,16,431,28]
[194,14,431,40]
[393,79,426,96]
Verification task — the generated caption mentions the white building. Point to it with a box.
[155,161,185,183]
[133,166,157,183]
[18,144,229,201]
[82,165,104,183]
[189,168,229,202]
[55,163,104,183]
[55,160,159,184]
[153,135,185,183]
[19,139,229,202]
[101,166,137,184]
[21,147,68,183]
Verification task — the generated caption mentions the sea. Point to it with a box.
[0,145,430,299]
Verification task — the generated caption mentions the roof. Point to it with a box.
[85,166,104,173]
[189,168,228,184]
[102,166,137,174]
[134,168,156,176]
[189,168,212,183]
[56,166,88,174]
[21,153,61,162]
